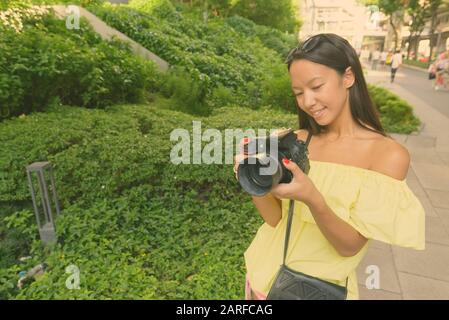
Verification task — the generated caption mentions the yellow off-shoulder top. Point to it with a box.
[244,159,426,300]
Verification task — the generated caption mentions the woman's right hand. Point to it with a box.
[233,138,250,180]
[235,137,282,226]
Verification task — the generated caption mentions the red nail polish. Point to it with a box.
[283,158,290,165]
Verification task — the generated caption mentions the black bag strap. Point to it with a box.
[282,199,296,266]
[282,129,312,265]
[282,130,349,288]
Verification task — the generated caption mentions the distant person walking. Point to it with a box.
[380,51,387,69]
[434,51,449,90]
[390,50,402,83]
[385,50,393,66]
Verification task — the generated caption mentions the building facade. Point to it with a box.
[402,4,449,62]
[297,0,388,51]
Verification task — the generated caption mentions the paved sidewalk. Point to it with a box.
[356,67,449,300]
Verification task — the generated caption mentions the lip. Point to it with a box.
[310,107,326,119]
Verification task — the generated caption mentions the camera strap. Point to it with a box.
[305,130,313,148]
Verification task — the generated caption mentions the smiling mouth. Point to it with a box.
[311,107,326,118]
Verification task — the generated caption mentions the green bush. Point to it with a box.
[0,11,159,119]
[260,63,296,113]
[90,3,294,112]
[158,67,209,115]
[224,15,298,58]
[403,59,429,69]
[230,0,299,33]
[368,84,421,134]
[0,103,295,299]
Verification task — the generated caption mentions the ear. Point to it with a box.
[343,67,355,89]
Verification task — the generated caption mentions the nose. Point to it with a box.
[302,90,316,109]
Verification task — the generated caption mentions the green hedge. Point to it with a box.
[224,15,298,58]
[0,89,420,298]
[403,59,429,69]
[0,9,159,119]
[90,1,297,113]
[369,84,421,134]
[0,103,295,299]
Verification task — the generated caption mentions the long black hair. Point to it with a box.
[286,33,387,137]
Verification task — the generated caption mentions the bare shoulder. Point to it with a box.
[370,136,410,181]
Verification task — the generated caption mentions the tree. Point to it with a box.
[378,0,408,51]
[427,0,443,62]
[230,0,300,33]
[173,0,233,19]
[406,0,431,60]
[173,0,300,33]
[204,0,233,18]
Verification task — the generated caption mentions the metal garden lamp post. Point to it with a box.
[26,161,61,244]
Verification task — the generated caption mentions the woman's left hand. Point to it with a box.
[270,158,323,208]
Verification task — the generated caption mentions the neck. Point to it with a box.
[322,100,362,138]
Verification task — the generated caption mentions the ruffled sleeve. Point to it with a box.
[348,174,425,250]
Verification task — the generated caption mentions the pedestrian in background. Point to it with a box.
[390,50,402,83]
[385,50,393,66]
[434,52,449,91]
[380,51,387,70]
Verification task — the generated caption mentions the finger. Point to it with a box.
[239,137,251,154]
[281,158,304,179]
[234,153,249,169]
[233,154,248,178]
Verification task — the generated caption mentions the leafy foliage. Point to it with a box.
[90,2,298,113]
[171,0,300,33]
[369,84,421,133]
[230,0,300,33]
[0,103,295,299]
[0,10,159,119]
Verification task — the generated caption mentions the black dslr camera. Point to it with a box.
[237,129,310,196]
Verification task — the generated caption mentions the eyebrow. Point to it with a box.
[292,76,323,89]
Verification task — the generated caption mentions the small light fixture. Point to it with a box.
[26,161,61,244]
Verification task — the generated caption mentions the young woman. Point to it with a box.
[234,33,425,300]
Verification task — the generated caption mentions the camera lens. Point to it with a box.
[247,163,272,188]
[237,155,282,196]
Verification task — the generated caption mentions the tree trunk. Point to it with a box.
[428,3,439,62]
[414,29,424,61]
[414,38,419,60]
[407,34,413,60]
[390,15,399,51]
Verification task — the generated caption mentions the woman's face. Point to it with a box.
[289,59,353,127]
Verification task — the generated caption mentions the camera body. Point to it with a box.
[237,128,310,196]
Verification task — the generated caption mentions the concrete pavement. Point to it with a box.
[356,65,449,299]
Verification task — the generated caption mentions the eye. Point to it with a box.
[295,92,303,97]
[312,84,324,90]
